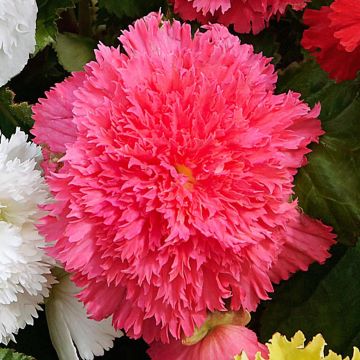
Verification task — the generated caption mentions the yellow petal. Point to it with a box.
[234,352,263,360]
[324,350,344,360]
[239,331,360,360]
[267,331,325,359]
[352,348,360,360]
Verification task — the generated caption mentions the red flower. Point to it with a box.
[302,0,360,82]
[170,0,309,34]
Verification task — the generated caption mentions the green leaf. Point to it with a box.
[36,0,75,52]
[0,88,33,137]
[277,60,360,245]
[35,24,55,52]
[259,59,360,356]
[54,32,96,72]
[0,348,35,360]
[98,0,163,19]
[259,242,360,356]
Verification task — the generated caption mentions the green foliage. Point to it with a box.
[259,59,360,357]
[308,0,334,9]
[277,60,360,245]
[239,9,305,69]
[98,0,164,19]
[36,0,76,51]
[0,88,33,137]
[54,32,96,71]
[260,242,360,356]
[239,29,280,64]
[0,349,35,360]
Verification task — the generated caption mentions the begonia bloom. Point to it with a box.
[302,0,360,82]
[32,13,335,344]
[170,0,309,34]
[238,331,360,360]
[0,129,54,344]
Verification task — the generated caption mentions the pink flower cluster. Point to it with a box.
[170,0,309,34]
[302,0,360,82]
[32,12,335,358]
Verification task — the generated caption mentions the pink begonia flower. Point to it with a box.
[170,0,309,34]
[32,13,335,344]
[302,0,360,82]
[148,311,268,360]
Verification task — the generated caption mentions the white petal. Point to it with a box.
[0,0,37,86]
[0,129,41,164]
[0,128,54,344]
[46,271,122,360]
[0,0,38,86]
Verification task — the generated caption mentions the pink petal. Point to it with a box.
[148,324,268,360]
[269,211,336,283]
[31,71,86,153]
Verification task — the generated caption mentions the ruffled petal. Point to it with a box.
[171,0,309,34]
[269,211,336,284]
[302,4,360,82]
[31,72,86,153]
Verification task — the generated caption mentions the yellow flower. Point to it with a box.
[236,331,360,360]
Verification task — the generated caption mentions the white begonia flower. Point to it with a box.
[0,0,38,86]
[0,128,55,345]
[46,269,123,360]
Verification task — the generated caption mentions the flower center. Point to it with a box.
[0,205,6,222]
[175,163,196,189]
[182,310,251,346]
